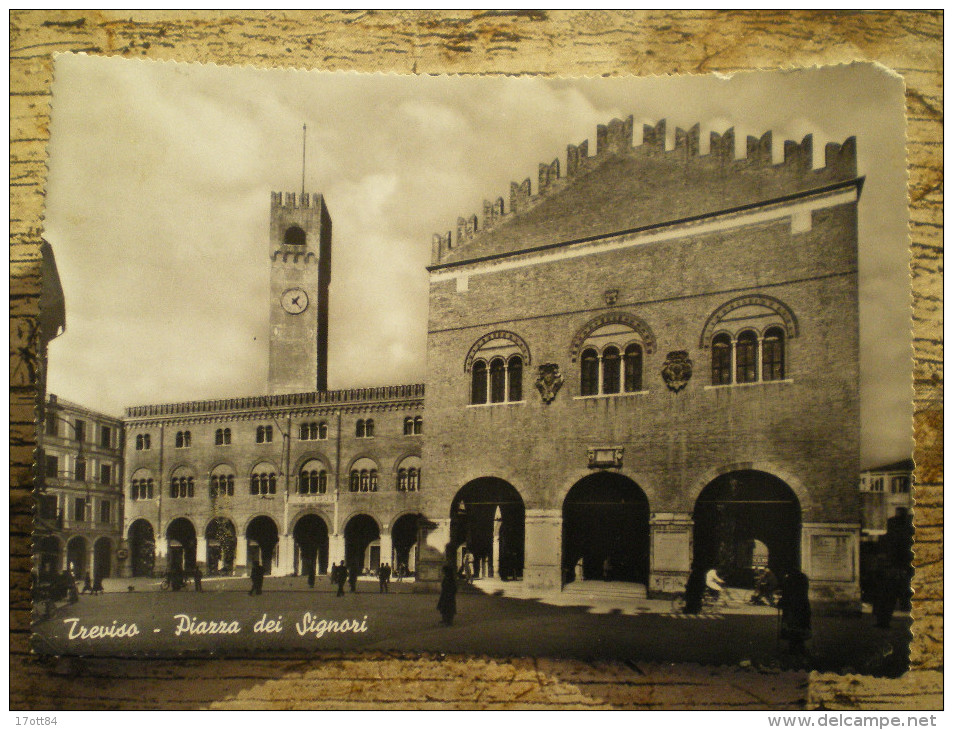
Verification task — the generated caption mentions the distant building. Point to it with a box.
[36,394,125,581]
[859,458,914,537]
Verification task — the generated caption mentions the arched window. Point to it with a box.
[357,419,372,438]
[602,346,621,394]
[404,417,413,436]
[175,431,191,448]
[299,422,323,440]
[762,327,785,381]
[507,356,523,402]
[396,455,422,492]
[135,433,151,451]
[360,470,369,492]
[349,458,378,493]
[413,416,423,435]
[298,460,327,495]
[131,470,155,500]
[735,330,758,384]
[471,360,488,404]
[209,466,235,498]
[365,419,375,438]
[349,471,360,492]
[408,467,419,492]
[580,348,599,396]
[251,465,278,496]
[215,428,232,446]
[397,468,408,491]
[170,469,195,499]
[256,425,273,444]
[284,225,306,246]
[623,344,643,392]
[711,333,732,385]
[489,358,506,403]
[318,422,328,439]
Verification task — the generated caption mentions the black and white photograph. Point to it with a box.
[33,56,913,675]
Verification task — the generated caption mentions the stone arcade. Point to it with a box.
[122,116,863,603]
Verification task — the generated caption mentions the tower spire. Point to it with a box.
[301,123,307,198]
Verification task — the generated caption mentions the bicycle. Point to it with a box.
[159,573,192,591]
[671,588,730,615]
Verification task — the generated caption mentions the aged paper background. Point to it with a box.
[10,9,941,710]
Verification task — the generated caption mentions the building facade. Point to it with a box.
[859,458,914,538]
[37,394,125,581]
[122,116,864,603]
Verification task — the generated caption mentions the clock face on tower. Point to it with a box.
[280,287,309,315]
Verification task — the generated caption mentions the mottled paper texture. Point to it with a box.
[11,9,941,711]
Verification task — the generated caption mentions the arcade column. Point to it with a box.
[648,512,693,595]
[195,535,207,570]
[416,517,450,586]
[523,509,562,590]
[379,530,393,568]
[328,532,345,567]
[155,536,169,570]
[234,536,247,575]
[277,533,294,575]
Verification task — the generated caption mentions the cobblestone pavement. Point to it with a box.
[32,575,911,676]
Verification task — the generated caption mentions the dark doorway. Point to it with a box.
[205,517,237,575]
[128,519,155,577]
[293,514,330,577]
[693,470,801,586]
[344,514,380,574]
[66,536,88,578]
[391,513,422,576]
[562,472,650,584]
[166,518,197,573]
[450,478,525,580]
[246,515,279,574]
[93,537,112,580]
[37,536,61,579]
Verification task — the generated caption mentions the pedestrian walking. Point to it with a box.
[81,572,93,594]
[348,563,358,593]
[682,562,706,614]
[378,563,391,593]
[437,564,457,626]
[91,574,104,595]
[778,568,812,656]
[306,557,316,589]
[193,565,203,593]
[248,560,264,595]
[334,561,347,597]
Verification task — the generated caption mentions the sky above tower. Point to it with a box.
[43,58,910,468]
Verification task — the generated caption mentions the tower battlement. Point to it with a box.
[431,115,858,265]
[271,191,324,209]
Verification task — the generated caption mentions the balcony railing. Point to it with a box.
[126,384,426,418]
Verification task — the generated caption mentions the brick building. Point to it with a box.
[37,394,125,582]
[121,116,863,603]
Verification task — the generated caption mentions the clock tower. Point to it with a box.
[267,191,331,394]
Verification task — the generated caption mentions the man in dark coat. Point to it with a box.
[334,561,347,597]
[437,565,458,626]
[778,568,812,655]
[378,563,391,593]
[348,562,358,593]
[683,563,706,614]
[248,560,264,595]
[193,565,203,592]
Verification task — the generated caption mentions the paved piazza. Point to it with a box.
[33,576,910,676]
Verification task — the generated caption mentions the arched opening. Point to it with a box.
[284,225,306,246]
[692,470,801,587]
[562,472,650,584]
[165,518,197,573]
[246,515,279,575]
[128,519,155,577]
[93,537,112,581]
[293,514,329,578]
[344,515,381,574]
[66,536,88,578]
[392,513,423,577]
[205,517,237,575]
[450,478,525,581]
[37,536,61,579]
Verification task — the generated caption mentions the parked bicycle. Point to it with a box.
[159,572,192,591]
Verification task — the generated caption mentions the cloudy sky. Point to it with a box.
[44,57,909,468]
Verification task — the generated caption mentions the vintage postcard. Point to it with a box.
[33,57,912,674]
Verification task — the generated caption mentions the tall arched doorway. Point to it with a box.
[93,537,112,581]
[66,536,88,578]
[128,519,155,577]
[205,517,237,575]
[562,472,650,584]
[293,514,330,577]
[246,515,279,574]
[693,470,801,586]
[392,513,422,576]
[450,478,525,580]
[344,515,380,574]
[166,518,197,573]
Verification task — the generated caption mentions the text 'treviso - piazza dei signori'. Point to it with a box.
[123,116,864,602]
